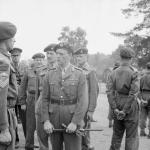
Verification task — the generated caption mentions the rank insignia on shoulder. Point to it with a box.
[0,72,9,88]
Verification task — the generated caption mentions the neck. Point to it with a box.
[60,61,69,70]
[47,62,55,68]
[0,44,8,53]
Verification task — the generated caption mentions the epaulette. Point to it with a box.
[129,66,138,72]
[47,67,57,71]
[73,66,82,72]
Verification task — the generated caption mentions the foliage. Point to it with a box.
[58,26,88,52]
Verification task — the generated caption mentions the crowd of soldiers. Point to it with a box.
[1,21,150,150]
[0,21,99,150]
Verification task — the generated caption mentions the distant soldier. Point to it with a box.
[74,48,99,150]
[19,53,45,150]
[139,62,150,138]
[35,44,57,150]
[0,22,18,150]
[107,46,139,150]
[41,43,88,150]
[10,47,25,148]
[106,62,120,128]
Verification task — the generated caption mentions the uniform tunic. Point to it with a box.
[107,63,139,150]
[19,66,37,150]
[41,64,88,150]
[0,49,18,150]
[139,71,150,130]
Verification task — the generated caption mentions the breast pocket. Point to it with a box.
[64,80,78,97]
[49,82,59,96]
[28,76,36,92]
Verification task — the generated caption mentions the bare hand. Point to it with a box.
[66,122,77,133]
[117,111,126,120]
[44,120,54,134]
[21,104,26,110]
[87,111,94,121]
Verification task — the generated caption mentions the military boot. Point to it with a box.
[109,120,113,128]
[147,130,150,139]
[140,129,147,136]
[0,128,11,145]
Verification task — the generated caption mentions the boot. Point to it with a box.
[140,129,147,136]
[0,128,11,145]
[109,120,113,128]
[147,130,150,139]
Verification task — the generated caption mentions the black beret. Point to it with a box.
[32,53,45,59]
[120,47,134,59]
[44,43,57,52]
[10,48,22,56]
[73,48,88,55]
[55,43,73,53]
[0,22,17,41]
[146,62,150,69]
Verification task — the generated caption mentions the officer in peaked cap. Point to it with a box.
[19,52,45,150]
[0,22,18,150]
[107,46,139,150]
[74,47,99,150]
[35,43,58,150]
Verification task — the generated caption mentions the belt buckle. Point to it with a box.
[60,100,65,105]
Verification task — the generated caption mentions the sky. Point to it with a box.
[0,0,142,59]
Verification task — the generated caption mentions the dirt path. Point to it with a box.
[17,83,150,150]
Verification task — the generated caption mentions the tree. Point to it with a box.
[58,26,88,52]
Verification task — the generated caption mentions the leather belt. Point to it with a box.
[51,98,77,105]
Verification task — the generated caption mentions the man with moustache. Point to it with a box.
[73,48,99,150]
[0,22,18,150]
[35,43,57,150]
[41,43,88,150]
[19,53,45,150]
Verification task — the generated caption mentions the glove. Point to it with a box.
[44,120,54,134]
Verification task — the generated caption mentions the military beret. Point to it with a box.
[32,53,45,59]
[73,48,88,55]
[0,22,17,41]
[10,48,22,56]
[120,47,135,59]
[55,43,73,53]
[44,43,57,52]
[146,62,150,69]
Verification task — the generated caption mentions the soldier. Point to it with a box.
[106,62,120,128]
[41,43,88,150]
[10,47,25,148]
[0,22,18,150]
[139,62,150,138]
[107,46,139,150]
[35,44,57,150]
[19,53,45,150]
[73,48,99,150]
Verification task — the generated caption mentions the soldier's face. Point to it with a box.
[5,38,16,52]
[75,54,87,66]
[11,55,21,64]
[34,58,44,66]
[56,49,71,66]
[46,51,57,63]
